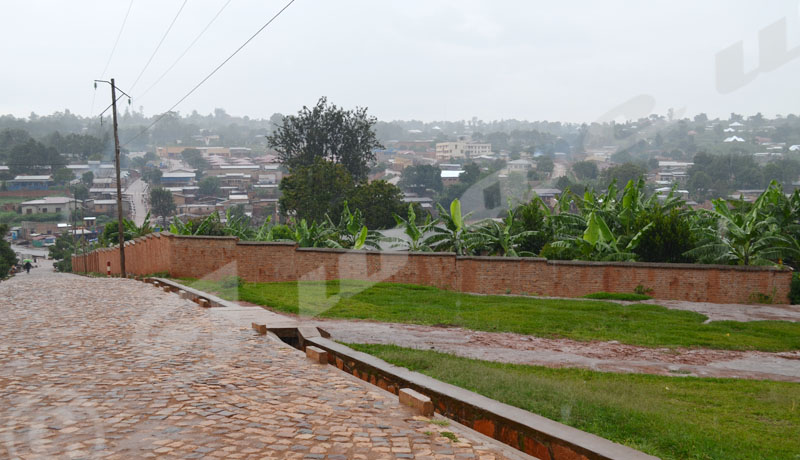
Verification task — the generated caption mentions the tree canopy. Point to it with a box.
[267,97,382,182]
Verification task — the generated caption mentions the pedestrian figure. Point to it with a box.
[24,260,32,274]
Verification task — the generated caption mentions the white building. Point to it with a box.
[435,142,492,160]
[20,197,76,215]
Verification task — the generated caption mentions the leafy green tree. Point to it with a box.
[53,167,74,185]
[279,159,353,223]
[142,167,162,185]
[536,156,554,175]
[572,161,598,180]
[0,224,17,277]
[601,163,647,188]
[48,232,75,272]
[513,197,554,255]
[71,184,89,201]
[268,96,382,182]
[398,165,443,194]
[149,187,176,219]
[181,148,208,171]
[81,171,94,186]
[348,180,406,229]
[8,139,65,175]
[198,176,221,197]
[633,207,696,263]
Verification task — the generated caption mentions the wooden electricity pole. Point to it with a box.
[95,78,131,277]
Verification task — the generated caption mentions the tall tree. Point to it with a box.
[149,187,176,219]
[348,180,407,229]
[398,164,443,194]
[279,159,354,223]
[267,97,382,182]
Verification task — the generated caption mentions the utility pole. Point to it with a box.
[95,78,131,278]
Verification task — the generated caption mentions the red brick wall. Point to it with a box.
[73,233,793,304]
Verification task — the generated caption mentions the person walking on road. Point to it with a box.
[23,260,32,274]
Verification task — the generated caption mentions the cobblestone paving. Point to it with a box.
[0,269,517,459]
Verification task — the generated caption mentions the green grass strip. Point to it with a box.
[349,343,800,460]
[180,278,800,352]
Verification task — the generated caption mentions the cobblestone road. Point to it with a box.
[0,268,518,459]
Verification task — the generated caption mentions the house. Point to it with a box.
[88,199,131,216]
[161,171,196,186]
[723,136,745,143]
[8,175,53,191]
[20,197,76,215]
[507,159,533,172]
[441,170,465,186]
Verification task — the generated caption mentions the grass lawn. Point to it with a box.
[350,343,800,460]
[179,279,800,352]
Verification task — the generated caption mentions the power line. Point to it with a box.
[129,0,189,92]
[121,0,297,148]
[91,0,135,117]
[136,0,233,103]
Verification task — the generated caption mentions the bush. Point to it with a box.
[789,273,800,304]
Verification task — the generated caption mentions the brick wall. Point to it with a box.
[73,233,793,304]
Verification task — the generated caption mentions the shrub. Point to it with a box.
[790,273,800,305]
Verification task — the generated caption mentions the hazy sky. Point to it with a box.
[2,0,800,123]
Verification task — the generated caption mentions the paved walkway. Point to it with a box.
[0,269,521,459]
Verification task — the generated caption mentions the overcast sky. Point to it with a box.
[2,0,800,123]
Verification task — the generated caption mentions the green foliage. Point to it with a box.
[398,164,443,194]
[268,96,382,182]
[181,148,208,171]
[390,204,433,252]
[601,162,647,188]
[536,156,554,174]
[685,182,800,265]
[52,167,74,185]
[142,167,162,185]
[352,344,800,460]
[790,273,800,305]
[572,160,598,180]
[279,159,353,223]
[48,232,76,272]
[198,176,220,197]
[633,207,695,263]
[149,187,176,219]
[0,224,17,277]
[347,180,407,229]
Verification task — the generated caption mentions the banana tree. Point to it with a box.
[325,201,381,250]
[550,211,652,261]
[424,199,473,255]
[390,204,434,251]
[471,207,538,257]
[685,195,799,265]
[291,219,336,248]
